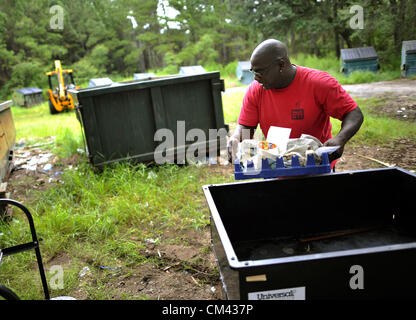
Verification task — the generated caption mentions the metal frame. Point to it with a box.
[0,199,50,300]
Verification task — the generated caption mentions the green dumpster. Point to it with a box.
[340,47,379,75]
[401,40,416,78]
[236,61,254,85]
[12,88,44,107]
[69,72,228,167]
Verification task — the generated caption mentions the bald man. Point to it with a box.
[228,39,364,168]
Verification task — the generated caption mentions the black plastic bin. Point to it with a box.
[203,167,416,300]
[69,72,228,167]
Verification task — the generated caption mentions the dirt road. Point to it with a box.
[342,79,416,98]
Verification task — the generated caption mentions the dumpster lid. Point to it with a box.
[88,78,114,88]
[341,47,378,62]
[403,40,416,54]
[70,71,222,99]
[237,61,251,71]
[16,87,43,95]
[133,73,156,80]
[179,66,206,75]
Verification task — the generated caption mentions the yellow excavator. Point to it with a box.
[46,60,80,114]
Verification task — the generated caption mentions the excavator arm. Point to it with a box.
[45,60,76,114]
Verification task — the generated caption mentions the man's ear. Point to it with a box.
[278,58,285,71]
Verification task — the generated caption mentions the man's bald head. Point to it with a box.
[250,39,289,64]
[249,39,296,89]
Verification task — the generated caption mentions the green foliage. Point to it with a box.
[90,45,110,72]
[1,0,415,100]
[223,61,239,78]
[72,59,99,85]
[173,34,219,67]
[6,61,48,92]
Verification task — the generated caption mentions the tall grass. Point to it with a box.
[0,158,234,299]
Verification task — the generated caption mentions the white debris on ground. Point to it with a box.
[9,136,81,190]
[79,266,91,278]
[13,136,58,172]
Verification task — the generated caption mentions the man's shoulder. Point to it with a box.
[297,65,337,84]
[247,80,262,90]
[245,80,263,97]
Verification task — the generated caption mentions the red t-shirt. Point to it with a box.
[238,65,358,144]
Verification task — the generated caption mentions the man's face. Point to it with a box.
[250,57,281,89]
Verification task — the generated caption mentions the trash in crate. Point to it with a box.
[235,131,339,179]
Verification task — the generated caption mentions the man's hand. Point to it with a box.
[324,107,364,163]
[227,135,240,163]
[226,124,257,163]
[323,136,345,163]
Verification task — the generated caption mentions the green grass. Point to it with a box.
[331,98,416,145]
[0,160,234,299]
[221,90,245,124]
[2,103,235,299]
[11,103,83,158]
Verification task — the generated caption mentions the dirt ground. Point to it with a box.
[3,80,416,300]
[342,78,416,98]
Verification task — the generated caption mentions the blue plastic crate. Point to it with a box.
[234,152,331,180]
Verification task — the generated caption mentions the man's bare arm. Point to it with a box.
[227,124,257,162]
[324,107,364,162]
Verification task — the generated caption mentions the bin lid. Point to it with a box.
[341,47,378,62]
[403,40,416,54]
[237,61,251,71]
[16,87,43,95]
[88,78,113,87]
[133,73,156,80]
[179,66,206,75]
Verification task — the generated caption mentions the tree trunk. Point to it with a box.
[333,1,340,58]
[397,0,408,49]
[389,0,399,49]
[335,32,340,58]
[341,32,352,48]
[389,0,407,51]
[138,39,145,72]
[291,30,296,55]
